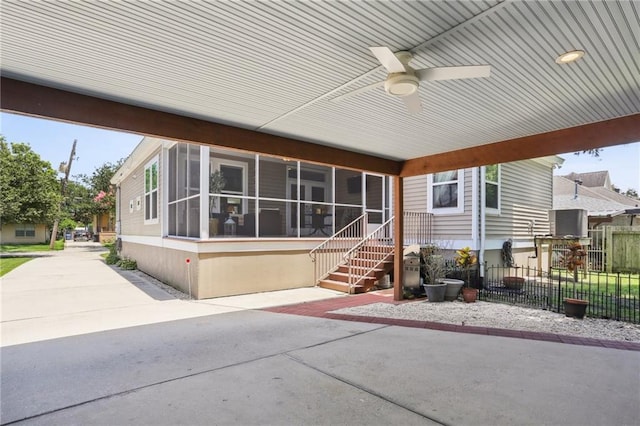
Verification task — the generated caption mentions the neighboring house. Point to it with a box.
[111,137,393,299]
[554,172,640,227]
[553,171,640,272]
[92,212,116,243]
[403,156,562,271]
[0,223,49,244]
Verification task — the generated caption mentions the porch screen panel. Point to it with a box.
[168,142,200,238]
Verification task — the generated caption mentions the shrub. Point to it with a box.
[105,244,120,265]
[117,257,137,270]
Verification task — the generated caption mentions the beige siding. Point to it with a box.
[118,148,162,237]
[431,168,473,240]
[485,160,552,243]
[403,175,427,212]
[0,223,48,244]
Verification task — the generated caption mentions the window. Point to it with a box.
[428,170,464,214]
[15,224,36,238]
[484,164,500,212]
[144,156,159,224]
[211,159,248,215]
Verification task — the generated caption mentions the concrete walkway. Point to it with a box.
[1,243,639,425]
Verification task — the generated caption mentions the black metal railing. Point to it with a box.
[481,264,640,324]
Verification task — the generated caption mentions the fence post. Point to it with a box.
[616,273,621,321]
[557,271,562,314]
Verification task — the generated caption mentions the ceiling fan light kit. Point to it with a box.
[384,73,419,96]
[335,46,492,114]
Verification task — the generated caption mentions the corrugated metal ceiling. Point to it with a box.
[1,0,638,161]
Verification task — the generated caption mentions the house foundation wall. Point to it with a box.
[198,251,313,299]
[121,242,313,299]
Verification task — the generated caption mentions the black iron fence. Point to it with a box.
[481,264,640,324]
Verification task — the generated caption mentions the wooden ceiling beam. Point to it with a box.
[401,114,640,177]
[0,77,402,175]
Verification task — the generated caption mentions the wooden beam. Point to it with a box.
[401,114,640,177]
[0,77,402,176]
[393,177,404,301]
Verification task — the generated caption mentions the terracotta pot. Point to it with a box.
[563,298,588,319]
[502,276,525,289]
[462,287,478,303]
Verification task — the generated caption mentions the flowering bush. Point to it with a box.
[93,190,115,213]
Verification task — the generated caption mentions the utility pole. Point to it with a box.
[50,139,77,249]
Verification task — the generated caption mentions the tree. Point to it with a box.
[79,160,124,216]
[0,136,61,225]
[61,180,94,225]
[624,188,638,200]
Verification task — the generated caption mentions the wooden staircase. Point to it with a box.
[318,243,395,294]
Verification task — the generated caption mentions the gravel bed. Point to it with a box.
[332,301,640,342]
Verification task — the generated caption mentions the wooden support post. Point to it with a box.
[393,176,404,301]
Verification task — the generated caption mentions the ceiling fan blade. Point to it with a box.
[369,47,406,73]
[402,92,422,114]
[416,65,491,81]
[331,81,384,102]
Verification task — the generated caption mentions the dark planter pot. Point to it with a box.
[423,283,446,302]
[462,287,478,303]
[564,298,588,319]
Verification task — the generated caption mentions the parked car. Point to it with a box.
[73,230,90,241]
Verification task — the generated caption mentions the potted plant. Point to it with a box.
[456,246,478,303]
[421,245,446,302]
[560,242,589,319]
[209,170,226,236]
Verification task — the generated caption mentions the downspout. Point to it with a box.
[479,167,486,283]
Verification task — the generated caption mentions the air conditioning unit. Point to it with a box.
[549,209,588,237]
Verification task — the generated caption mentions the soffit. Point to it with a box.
[1,0,639,162]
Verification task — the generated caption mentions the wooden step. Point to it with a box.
[318,279,365,294]
[328,271,376,286]
[336,265,384,275]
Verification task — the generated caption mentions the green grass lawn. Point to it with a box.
[0,257,32,277]
[0,240,64,252]
[572,271,640,295]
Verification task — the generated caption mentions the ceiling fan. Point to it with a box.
[332,46,491,114]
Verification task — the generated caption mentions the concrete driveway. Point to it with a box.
[1,243,639,425]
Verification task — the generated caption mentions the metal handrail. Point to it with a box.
[343,217,395,291]
[309,213,368,285]
[309,211,433,291]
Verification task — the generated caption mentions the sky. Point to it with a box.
[1,111,639,192]
[0,112,143,180]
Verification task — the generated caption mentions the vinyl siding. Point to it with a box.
[403,162,554,248]
[485,160,552,246]
[118,148,163,237]
[403,175,428,212]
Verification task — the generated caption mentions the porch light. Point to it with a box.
[555,50,585,64]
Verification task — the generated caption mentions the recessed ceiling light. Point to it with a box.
[555,50,585,64]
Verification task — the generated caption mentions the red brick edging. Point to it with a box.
[263,292,640,352]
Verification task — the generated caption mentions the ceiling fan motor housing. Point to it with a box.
[384,72,419,97]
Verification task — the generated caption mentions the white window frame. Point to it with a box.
[144,155,159,225]
[427,169,465,214]
[483,164,501,214]
[210,158,248,214]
